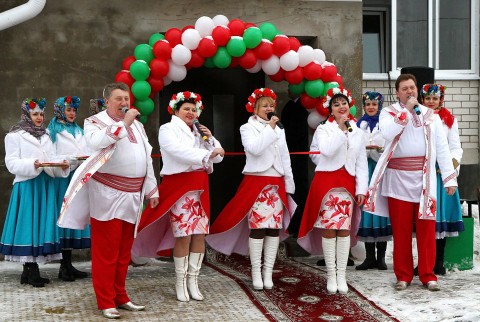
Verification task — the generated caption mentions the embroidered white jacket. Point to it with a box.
[358,121,385,162]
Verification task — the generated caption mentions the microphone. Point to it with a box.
[408,96,421,115]
[121,107,129,114]
[345,120,353,132]
[193,119,208,141]
[266,112,284,129]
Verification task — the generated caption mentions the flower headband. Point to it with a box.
[23,98,47,113]
[245,88,277,113]
[54,96,80,111]
[421,84,446,99]
[89,98,107,115]
[322,87,354,109]
[362,91,384,110]
[168,91,204,116]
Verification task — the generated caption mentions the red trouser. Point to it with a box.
[388,198,437,285]
[91,218,134,310]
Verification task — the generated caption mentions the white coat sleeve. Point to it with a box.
[4,133,41,178]
[241,124,280,156]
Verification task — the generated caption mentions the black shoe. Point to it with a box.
[347,258,355,266]
[433,261,446,275]
[356,258,376,270]
[69,265,88,279]
[58,261,76,282]
[23,263,46,287]
[316,259,325,266]
[376,257,387,270]
[414,266,419,276]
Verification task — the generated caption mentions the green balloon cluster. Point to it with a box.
[132,81,151,100]
[130,60,150,81]
[204,57,215,68]
[139,115,149,124]
[259,22,279,41]
[149,33,165,47]
[136,98,155,115]
[323,82,339,96]
[213,47,232,68]
[134,44,154,63]
[305,79,325,98]
[350,105,357,116]
[243,27,262,49]
[288,81,305,96]
[226,37,246,57]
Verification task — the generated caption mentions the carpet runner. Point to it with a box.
[205,248,399,322]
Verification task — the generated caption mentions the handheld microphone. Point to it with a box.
[193,119,208,141]
[266,112,284,129]
[408,96,421,115]
[345,120,353,132]
[121,107,129,114]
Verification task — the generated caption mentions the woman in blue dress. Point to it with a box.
[48,96,91,281]
[1,98,70,287]
[356,91,392,270]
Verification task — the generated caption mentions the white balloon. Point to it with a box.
[298,45,314,67]
[313,49,326,65]
[181,28,201,50]
[246,60,262,73]
[261,56,280,75]
[163,76,172,86]
[213,14,229,26]
[279,50,299,71]
[171,44,192,66]
[195,16,215,37]
[167,60,187,82]
[307,110,327,129]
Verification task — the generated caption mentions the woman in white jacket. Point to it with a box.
[0,98,69,287]
[48,96,91,281]
[297,87,368,294]
[420,84,463,275]
[207,88,295,291]
[133,91,224,302]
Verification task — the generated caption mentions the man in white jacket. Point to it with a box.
[364,74,457,292]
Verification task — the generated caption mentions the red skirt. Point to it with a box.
[206,175,294,256]
[297,168,360,255]
[132,171,209,257]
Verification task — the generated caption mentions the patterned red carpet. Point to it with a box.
[205,249,399,322]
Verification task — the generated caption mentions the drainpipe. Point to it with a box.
[0,0,46,31]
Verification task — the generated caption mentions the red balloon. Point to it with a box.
[244,22,257,29]
[165,28,182,47]
[285,66,304,84]
[115,70,134,86]
[228,19,246,36]
[322,65,338,82]
[197,37,218,57]
[304,62,324,81]
[229,57,239,68]
[122,56,136,70]
[211,26,231,47]
[153,40,172,60]
[288,37,301,52]
[316,105,330,116]
[272,35,290,57]
[182,25,194,32]
[300,93,320,110]
[254,40,274,60]
[238,49,257,69]
[186,50,205,68]
[147,76,164,93]
[149,58,169,79]
[333,73,344,87]
[269,69,285,82]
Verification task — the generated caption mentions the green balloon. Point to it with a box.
[134,44,154,63]
[131,80,151,100]
[305,79,325,98]
[243,27,262,49]
[259,22,278,41]
[288,81,305,96]
[323,81,339,96]
[213,47,232,69]
[149,33,165,47]
[135,98,155,115]
[139,115,149,124]
[226,37,247,57]
[204,57,215,68]
[130,60,150,81]
[350,105,357,117]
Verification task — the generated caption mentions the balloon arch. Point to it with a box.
[114,15,357,129]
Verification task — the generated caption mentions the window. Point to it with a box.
[363,9,390,73]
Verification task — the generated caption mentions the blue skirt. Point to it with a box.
[358,159,392,242]
[53,171,91,249]
[0,172,62,260]
[435,171,463,238]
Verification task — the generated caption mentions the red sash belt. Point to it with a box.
[387,156,425,171]
[92,172,144,192]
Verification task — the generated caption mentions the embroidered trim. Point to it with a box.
[387,157,425,171]
[442,172,457,185]
[146,186,158,199]
[91,172,145,192]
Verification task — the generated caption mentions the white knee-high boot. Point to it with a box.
[262,236,279,290]
[249,238,264,290]
[174,256,190,302]
[322,237,337,294]
[187,252,204,301]
[336,236,350,294]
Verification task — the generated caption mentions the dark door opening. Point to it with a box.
[159,67,265,222]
